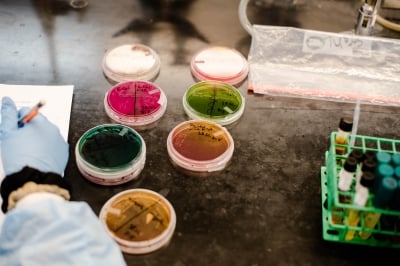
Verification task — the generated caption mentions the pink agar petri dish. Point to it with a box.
[104,80,167,130]
[190,46,249,86]
[102,44,161,84]
[99,189,176,254]
[167,120,234,176]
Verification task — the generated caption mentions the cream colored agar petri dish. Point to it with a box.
[102,44,161,83]
[190,46,249,86]
[99,189,176,254]
[167,119,234,176]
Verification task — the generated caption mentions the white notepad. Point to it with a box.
[0,84,74,223]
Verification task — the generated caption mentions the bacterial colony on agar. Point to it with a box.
[171,121,230,161]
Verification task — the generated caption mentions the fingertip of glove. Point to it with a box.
[2,96,15,108]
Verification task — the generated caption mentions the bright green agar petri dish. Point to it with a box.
[182,81,245,126]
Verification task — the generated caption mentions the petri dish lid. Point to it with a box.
[99,189,176,254]
[167,119,234,173]
[104,80,167,127]
[75,124,147,185]
[102,44,161,83]
[182,81,245,126]
[190,46,249,85]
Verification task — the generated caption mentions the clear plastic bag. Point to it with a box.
[247,25,400,106]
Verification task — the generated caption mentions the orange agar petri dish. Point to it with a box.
[99,189,176,254]
[167,120,234,176]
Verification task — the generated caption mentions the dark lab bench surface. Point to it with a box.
[1,0,400,265]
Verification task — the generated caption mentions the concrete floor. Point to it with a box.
[1,0,400,265]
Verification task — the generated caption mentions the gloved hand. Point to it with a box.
[0,97,69,176]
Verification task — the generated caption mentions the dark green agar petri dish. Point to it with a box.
[79,125,142,169]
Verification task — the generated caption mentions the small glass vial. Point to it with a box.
[332,156,357,224]
[355,158,376,192]
[359,176,398,240]
[354,171,374,206]
[345,171,375,240]
[338,156,358,192]
[335,116,353,156]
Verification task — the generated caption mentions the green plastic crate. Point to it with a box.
[321,132,400,247]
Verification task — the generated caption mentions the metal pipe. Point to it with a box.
[355,0,382,35]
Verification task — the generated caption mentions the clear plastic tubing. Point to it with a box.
[182,81,245,126]
[75,124,146,185]
[104,80,167,130]
[167,119,234,176]
[99,189,176,254]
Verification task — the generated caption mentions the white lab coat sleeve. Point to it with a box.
[0,195,126,266]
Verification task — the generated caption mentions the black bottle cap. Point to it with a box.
[364,150,377,161]
[360,171,374,188]
[349,149,364,163]
[343,156,358,172]
[362,158,377,173]
[339,117,353,132]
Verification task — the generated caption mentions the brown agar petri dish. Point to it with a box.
[102,44,161,84]
[75,124,146,185]
[99,189,176,254]
[190,46,249,86]
[167,119,234,176]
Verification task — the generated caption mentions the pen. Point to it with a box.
[17,100,46,127]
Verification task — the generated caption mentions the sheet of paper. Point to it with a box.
[0,84,74,224]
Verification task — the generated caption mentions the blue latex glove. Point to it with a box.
[0,199,126,266]
[0,97,69,176]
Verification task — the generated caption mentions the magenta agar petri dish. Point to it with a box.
[102,44,161,84]
[167,120,234,176]
[190,46,249,86]
[104,80,167,130]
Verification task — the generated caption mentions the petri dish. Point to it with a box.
[75,124,146,185]
[104,80,167,130]
[167,119,234,176]
[182,81,245,126]
[190,46,249,86]
[99,189,176,254]
[102,44,161,84]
